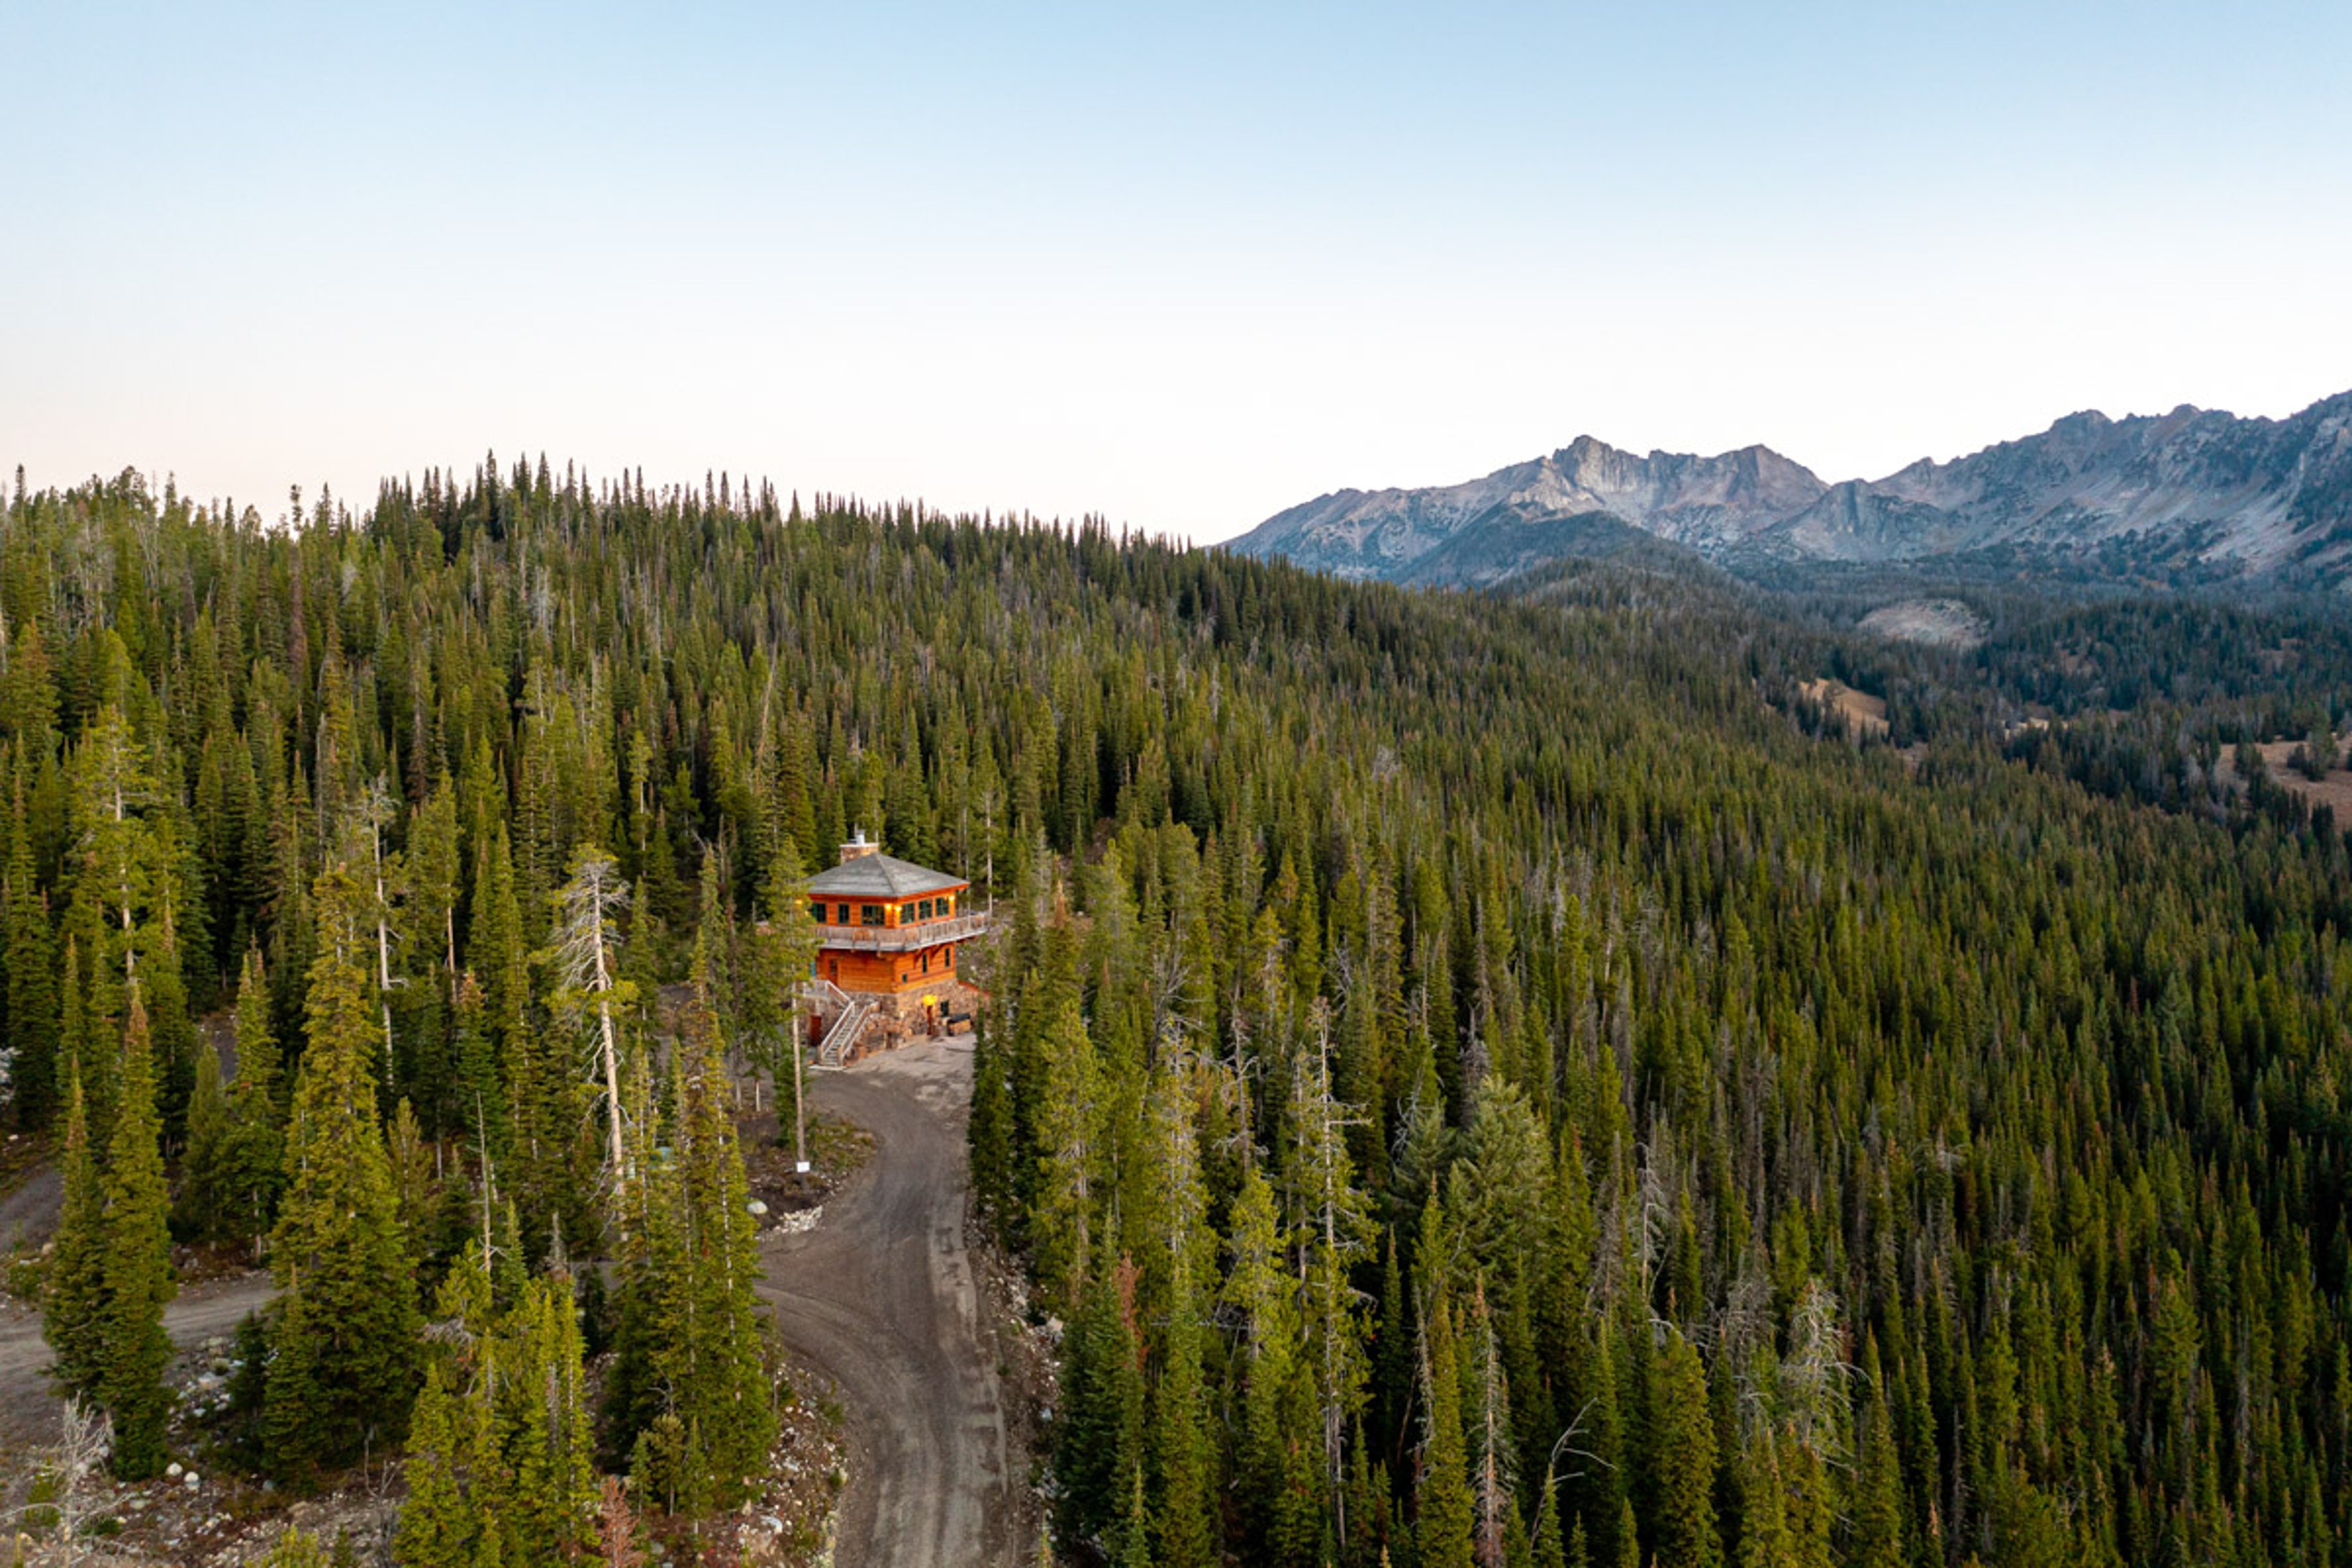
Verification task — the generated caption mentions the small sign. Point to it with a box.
[796,1160,812,1174]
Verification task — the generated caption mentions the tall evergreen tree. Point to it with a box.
[42,1062,107,1398]
[391,1357,487,1568]
[263,832,421,1479]
[221,946,286,1257]
[1648,1330,1721,1568]
[175,1023,231,1241]
[738,833,819,1147]
[668,927,775,1504]
[99,995,176,1477]
[543,846,633,1210]
[1031,993,1101,1314]
[4,777,58,1127]
[608,921,773,1513]
[1147,1061,1218,1568]
[1418,1294,1477,1568]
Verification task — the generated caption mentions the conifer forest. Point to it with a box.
[4,458,2352,1568]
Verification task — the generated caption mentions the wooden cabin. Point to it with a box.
[804,831,987,1063]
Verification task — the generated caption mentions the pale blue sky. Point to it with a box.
[6,2,2348,540]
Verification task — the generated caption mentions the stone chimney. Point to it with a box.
[839,827,880,864]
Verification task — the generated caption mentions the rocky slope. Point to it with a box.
[1234,390,2352,591]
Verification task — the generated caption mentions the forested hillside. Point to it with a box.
[2,458,2350,1567]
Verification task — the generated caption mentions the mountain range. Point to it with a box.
[1231,390,2352,594]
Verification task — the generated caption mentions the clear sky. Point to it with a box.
[6,2,2349,542]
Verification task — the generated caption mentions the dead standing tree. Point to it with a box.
[28,1398,114,1568]
[546,848,635,1226]
[361,777,408,1095]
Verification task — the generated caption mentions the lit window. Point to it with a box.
[940,892,955,916]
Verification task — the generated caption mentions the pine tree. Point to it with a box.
[1147,1063,1217,1568]
[1736,1431,1790,1568]
[1058,1248,1146,1548]
[1649,1330,1721,1568]
[1849,1347,1905,1568]
[42,1062,108,1398]
[392,1359,478,1568]
[254,1525,333,1568]
[1150,1277,1218,1568]
[1224,1161,1308,1558]
[0,608,59,750]
[1291,1006,1372,1550]
[99,995,176,1477]
[1417,1294,1476,1568]
[3,777,58,1128]
[480,822,578,1257]
[175,1025,230,1241]
[543,846,633,1210]
[397,1237,595,1566]
[738,834,818,1152]
[1465,1285,1515,1568]
[504,1270,598,1551]
[1031,993,1101,1314]
[450,971,507,1167]
[264,831,421,1479]
[968,1007,1019,1239]
[61,905,112,1145]
[608,924,773,1514]
[221,947,285,1257]
[670,930,775,1504]
[403,776,462,1129]
[1533,1479,1568,1568]
[594,1475,651,1568]
[1118,1464,1156,1568]
[67,706,167,1099]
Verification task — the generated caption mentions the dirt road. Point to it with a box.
[1,1136,271,1458]
[0,1165,62,1253]
[759,1038,1022,1567]
[0,1273,275,1453]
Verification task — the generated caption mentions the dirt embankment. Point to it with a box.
[1858,598,1987,649]
[2217,740,2352,815]
[1799,677,1891,739]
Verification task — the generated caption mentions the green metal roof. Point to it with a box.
[804,853,966,899]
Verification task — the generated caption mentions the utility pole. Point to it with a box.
[793,988,810,1175]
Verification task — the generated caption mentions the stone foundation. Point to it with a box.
[821,976,987,1064]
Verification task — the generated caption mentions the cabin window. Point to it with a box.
[861,903,884,926]
[940,892,955,916]
[918,899,934,921]
[809,900,826,923]
[921,951,930,973]
[945,946,954,967]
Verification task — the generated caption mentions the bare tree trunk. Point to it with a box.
[374,806,396,1091]
[792,1003,809,1172]
[593,928,625,1188]
[51,1397,113,1568]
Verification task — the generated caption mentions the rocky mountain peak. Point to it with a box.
[1230,388,2352,592]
